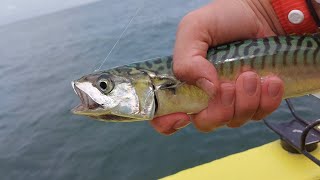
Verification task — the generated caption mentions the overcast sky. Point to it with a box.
[0,0,99,25]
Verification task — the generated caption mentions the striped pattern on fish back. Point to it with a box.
[114,35,320,86]
[207,35,320,81]
[108,56,174,77]
[130,56,173,75]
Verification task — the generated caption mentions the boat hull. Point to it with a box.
[162,140,320,180]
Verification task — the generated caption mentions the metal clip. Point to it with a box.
[264,99,320,166]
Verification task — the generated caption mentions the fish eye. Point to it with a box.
[97,78,113,94]
[99,81,107,90]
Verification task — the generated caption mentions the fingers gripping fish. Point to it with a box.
[72,35,320,122]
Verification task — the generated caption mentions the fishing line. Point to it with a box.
[94,5,143,72]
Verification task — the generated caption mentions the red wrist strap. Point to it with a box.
[272,0,318,34]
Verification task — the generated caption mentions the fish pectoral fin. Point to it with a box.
[152,76,182,93]
[159,79,177,88]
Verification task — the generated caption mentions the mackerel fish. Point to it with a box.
[72,35,320,122]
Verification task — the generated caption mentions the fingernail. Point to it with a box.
[173,119,190,130]
[243,72,258,96]
[196,78,216,98]
[268,80,281,97]
[221,83,234,106]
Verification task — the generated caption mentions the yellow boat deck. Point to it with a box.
[162,140,320,180]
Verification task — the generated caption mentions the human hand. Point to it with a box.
[151,0,286,135]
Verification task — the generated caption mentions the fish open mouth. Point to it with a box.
[72,81,101,113]
[71,81,146,122]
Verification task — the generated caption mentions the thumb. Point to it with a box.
[174,55,218,98]
[173,11,219,97]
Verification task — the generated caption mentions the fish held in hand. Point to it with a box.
[72,35,320,122]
